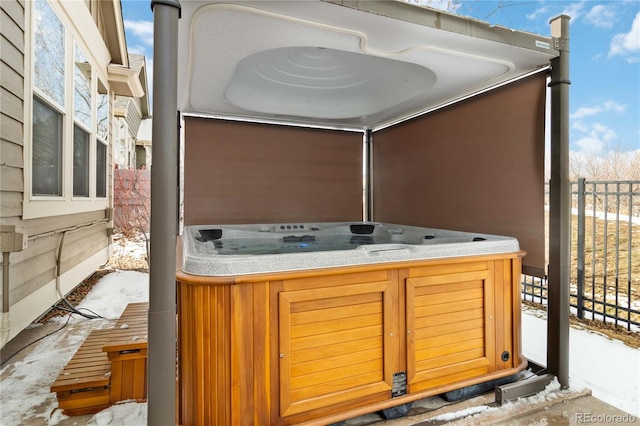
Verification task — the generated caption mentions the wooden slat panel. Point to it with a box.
[290,371,385,403]
[57,387,109,404]
[415,287,483,306]
[494,259,506,370]
[279,274,396,418]
[291,347,383,377]
[178,281,232,426]
[412,358,489,383]
[284,270,391,291]
[253,282,271,426]
[284,281,390,303]
[290,301,382,325]
[58,389,110,410]
[291,336,382,364]
[511,257,523,367]
[51,329,111,393]
[410,366,490,394]
[414,327,484,351]
[484,262,496,372]
[414,317,484,339]
[414,308,483,328]
[407,261,488,278]
[416,348,485,371]
[231,284,254,425]
[414,297,484,318]
[290,292,381,313]
[110,361,122,402]
[408,270,489,287]
[290,358,383,392]
[285,382,391,419]
[416,337,485,360]
[414,280,482,297]
[290,312,382,339]
[290,324,383,351]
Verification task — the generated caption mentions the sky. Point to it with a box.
[121,0,640,154]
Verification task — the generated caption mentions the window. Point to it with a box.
[33,0,65,106]
[73,125,90,197]
[32,0,64,197]
[73,43,91,129]
[27,0,111,215]
[32,97,63,196]
[96,140,107,198]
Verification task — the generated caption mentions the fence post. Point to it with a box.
[576,178,586,319]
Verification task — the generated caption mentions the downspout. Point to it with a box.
[149,1,180,425]
[1,252,10,347]
[547,14,571,389]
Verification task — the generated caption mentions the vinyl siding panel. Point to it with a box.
[1,87,23,122]
[10,218,109,305]
[0,191,22,217]
[124,100,142,139]
[0,0,25,32]
[0,164,22,192]
[1,61,23,98]
[0,139,23,167]
[0,114,23,146]
[1,0,25,217]
[0,5,24,51]
[1,34,24,74]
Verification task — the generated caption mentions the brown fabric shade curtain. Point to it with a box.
[183,117,364,225]
[371,72,548,275]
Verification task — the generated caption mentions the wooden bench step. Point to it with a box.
[51,302,150,416]
[105,302,149,403]
[51,329,112,415]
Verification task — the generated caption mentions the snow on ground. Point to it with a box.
[522,306,640,417]
[1,269,638,424]
[0,270,149,426]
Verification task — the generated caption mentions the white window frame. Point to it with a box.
[23,0,112,219]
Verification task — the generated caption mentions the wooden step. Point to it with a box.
[103,302,149,403]
[50,328,112,416]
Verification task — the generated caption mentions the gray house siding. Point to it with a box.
[1,0,112,343]
[1,0,25,222]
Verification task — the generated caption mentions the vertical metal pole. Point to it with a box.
[363,130,372,222]
[577,178,585,319]
[149,1,180,424]
[547,14,571,389]
[628,187,633,331]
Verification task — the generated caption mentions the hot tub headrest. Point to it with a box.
[350,224,375,235]
[197,228,223,242]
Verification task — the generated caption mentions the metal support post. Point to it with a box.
[148,0,181,424]
[577,178,586,318]
[547,14,571,389]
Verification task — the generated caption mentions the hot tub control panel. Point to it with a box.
[271,223,318,232]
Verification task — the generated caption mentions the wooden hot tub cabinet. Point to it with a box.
[176,247,526,425]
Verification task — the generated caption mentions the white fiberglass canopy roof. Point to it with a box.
[177,0,558,130]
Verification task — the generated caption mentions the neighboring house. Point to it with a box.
[114,53,151,170]
[0,0,143,347]
[136,117,152,170]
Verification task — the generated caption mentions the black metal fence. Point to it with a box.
[521,180,640,331]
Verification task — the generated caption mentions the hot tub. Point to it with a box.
[181,221,521,276]
[176,222,527,425]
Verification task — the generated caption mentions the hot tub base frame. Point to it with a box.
[177,249,526,425]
